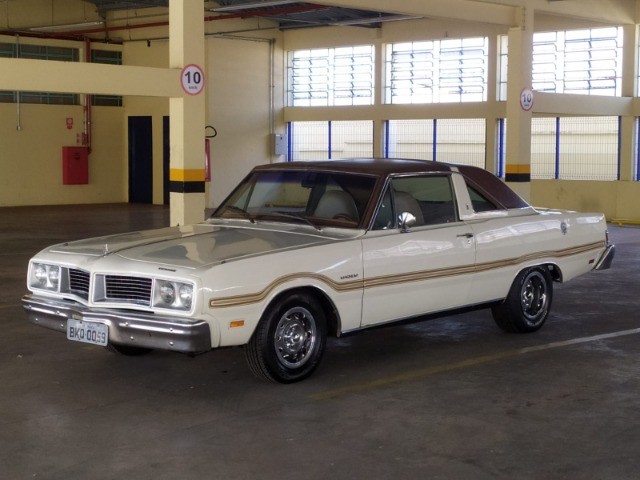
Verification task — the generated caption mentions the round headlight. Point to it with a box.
[178,284,193,309]
[34,264,47,286]
[159,282,176,304]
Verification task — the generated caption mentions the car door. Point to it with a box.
[460,183,563,306]
[361,174,476,327]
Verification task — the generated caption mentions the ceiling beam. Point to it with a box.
[312,0,518,26]
[496,0,635,25]
[314,0,636,26]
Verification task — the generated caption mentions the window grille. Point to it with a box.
[532,27,622,96]
[288,121,373,161]
[436,119,486,167]
[531,118,558,180]
[385,120,434,160]
[532,116,619,180]
[287,46,374,107]
[385,37,488,104]
[385,119,485,168]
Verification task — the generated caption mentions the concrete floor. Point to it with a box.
[1,204,639,480]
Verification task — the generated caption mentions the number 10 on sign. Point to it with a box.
[181,64,205,96]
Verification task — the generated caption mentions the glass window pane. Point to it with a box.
[385,37,488,104]
[287,46,374,107]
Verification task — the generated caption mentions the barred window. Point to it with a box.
[287,46,374,107]
[532,27,622,96]
[385,37,488,104]
[385,119,485,168]
[288,121,373,160]
[532,116,619,180]
[0,42,79,105]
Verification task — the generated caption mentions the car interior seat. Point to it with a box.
[394,191,424,226]
[314,190,359,221]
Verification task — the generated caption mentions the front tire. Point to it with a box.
[492,267,553,333]
[246,292,327,383]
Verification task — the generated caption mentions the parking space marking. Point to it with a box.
[312,328,640,401]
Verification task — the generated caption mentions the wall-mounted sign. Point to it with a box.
[520,88,534,111]
[181,64,205,96]
[66,117,73,130]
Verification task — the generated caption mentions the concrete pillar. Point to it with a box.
[169,1,206,226]
[484,34,499,175]
[505,6,533,201]
[373,39,385,158]
[619,23,637,182]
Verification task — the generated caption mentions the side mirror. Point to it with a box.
[399,212,416,233]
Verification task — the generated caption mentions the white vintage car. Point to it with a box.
[23,159,614,383]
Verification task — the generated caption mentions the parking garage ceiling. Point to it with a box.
[0,0,634,39]
[83,0,415,29]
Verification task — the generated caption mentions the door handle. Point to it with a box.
[457,233,474,239]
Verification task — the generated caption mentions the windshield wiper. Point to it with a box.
[262,212,322,232]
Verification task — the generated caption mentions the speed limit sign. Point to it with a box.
[520,88,534,111]
[181,64,205,96]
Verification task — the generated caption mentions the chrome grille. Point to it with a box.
[68,269,90,299]
[104,275,152,305]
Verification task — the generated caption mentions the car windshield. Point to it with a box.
[212,170,377,229]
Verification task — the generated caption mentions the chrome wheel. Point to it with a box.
[520,270,549,325]
[246,293,327,383]
[274,306,317,368]
[492,266,553,333]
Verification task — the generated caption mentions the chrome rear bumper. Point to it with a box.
[594,244,615,271]
[22,294,211,353]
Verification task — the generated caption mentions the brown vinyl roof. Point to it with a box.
[254,158,529,210]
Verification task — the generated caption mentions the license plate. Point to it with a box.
[67,319,108,346]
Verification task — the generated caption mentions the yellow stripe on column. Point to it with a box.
[505,164,531,175]
[170,168,206,182]
[505,164,531,182]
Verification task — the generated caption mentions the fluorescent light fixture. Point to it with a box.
[29,21,104,32]
[212,0,299,12]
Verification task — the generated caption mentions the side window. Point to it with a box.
[372,186,393,230]
[467,185,500,213]
[372,175,457,229]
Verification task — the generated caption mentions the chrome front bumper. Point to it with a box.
[594,244,615,271]
[22,294,212,353]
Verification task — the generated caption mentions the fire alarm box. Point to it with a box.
[62,146,89,185]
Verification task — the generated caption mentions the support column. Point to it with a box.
[505,6,533,201]
[484,34,498,175]
[169,2,206,226]
[619,23,637,182]
[373,38,384,158]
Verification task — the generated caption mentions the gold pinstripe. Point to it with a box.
[208,240,605,309]
[209,273,363,308]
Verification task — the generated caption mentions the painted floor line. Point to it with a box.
[311,327,640,401]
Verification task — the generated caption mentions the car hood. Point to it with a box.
[47,220,362,269]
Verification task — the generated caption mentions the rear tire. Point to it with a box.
[246,292,326,383]
[492,267,553,333]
